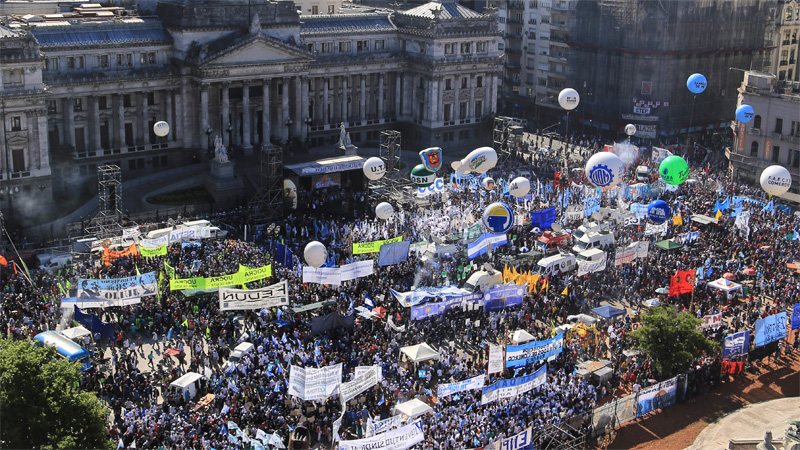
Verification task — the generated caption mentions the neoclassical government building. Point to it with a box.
[0,0,501,221]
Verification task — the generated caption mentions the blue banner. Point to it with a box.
[410,293,482,321]
[792,304,800,330]
[378,240,411,267]
[530,208,556,229]
[754,312,787,347]
[274,241,294,271]
[505,333,564,367]
[483,283,526,313]
[74,306,115,339]
[723,330,750,360]
[77,272,158,301]
[467,233,508,259]
[481,365,547,405]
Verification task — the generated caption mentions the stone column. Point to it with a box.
[469,74,476,121]
[429,78,439,126]
[116,94,125,149]
[360,74,367,122]
[294,76,303,138]
[395,72,402,118]
[378,73,385,123]
[176,82,186,146]
[26,111,39,169]
[341,76,348,124]
[200,84,210,151]
[221,82,230,146]
[453,76,460,123]
[164,90,173,142]
[36,111,49,171]
[490,72,498,114]
[404,74,413,121]
[242,80,252,154]
[281,77,290,144]
[300,76,309,143]
[140,92,148,146]
[63,97,75,148]
[262,78,271,145]
[323,76,330,126]
[91,95,101,151]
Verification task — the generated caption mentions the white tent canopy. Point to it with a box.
[707,277,743,293]
[61,326,91,340]
[512,329,535,344]
[394,398,433,420]
[400,343,440,363]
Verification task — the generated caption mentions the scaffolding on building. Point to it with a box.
[535,419,588,450]
[248,144,284,226]
[368,130,411,206]
[85,164,124,239]
[493,116,525,165]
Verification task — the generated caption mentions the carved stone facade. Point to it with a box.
[0,0,500,221]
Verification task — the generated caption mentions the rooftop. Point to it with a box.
[300,13,395,36]
[30,18,171,49]
[398,1,484,20]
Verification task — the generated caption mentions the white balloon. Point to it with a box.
[558,88,580,111]
[760,165,792,196]
[585,152,625,188]
[375,202,394,220]
[363,157,386,181]
[153,121,170,137]
[452,147,498,175]
[481,177,495,190]
[304,241,328,268]
[624,124,636,136]
[509,177,531,197]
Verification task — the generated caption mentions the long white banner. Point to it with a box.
[340,365,379,404]
[168,225,202,243]
[77,272,158,302]
[302,260,374,285]
[139,235,169,249]
[437,374,485,398]
[488,344,504,375]
[338,420,424,450]
[481,365,546,405]
[218,280,288,311]
[485,427,533,450]
[614,241,649,266]
[577,254,607,276]
[370,415,403,436]
[288,363,342,401]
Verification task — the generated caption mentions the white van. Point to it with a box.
[38,254,73,273]
[572,230,615,253]
[537,254,576,276]
[223,342,255,371]
[577,248,606,264]
[636,165,650,182]
[463,264,503,293]
[169,372,204,401]
[572,221,610,241]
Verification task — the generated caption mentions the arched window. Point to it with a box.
[753,115,762,129]
[786,6,793,21]
[750,141,759,156]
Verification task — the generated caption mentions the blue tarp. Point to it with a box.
[378,240,411,267]
[591,305,626,319]
[74,306,115,339]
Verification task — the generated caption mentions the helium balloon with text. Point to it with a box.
[481,177,495,190]
[647,200,670,224]
[375,202,394,220]
[558,88,580,110]
[624,124,636,136]
[659,155,689,185]
[153,121,170,137]
[410,164,436,187]
[363,157,386,181]
[482,202,514,234]
[419,147,443,172]
[687,73,707,94]
[304,241,328,268]
[508,177,531,197]
[451,147,498,175]
[585,152,625,188]
[735,104,754,123]
[760,165,792,196]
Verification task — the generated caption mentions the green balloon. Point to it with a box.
[659,155,689,185]
[411,164,436,187]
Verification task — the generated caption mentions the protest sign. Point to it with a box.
[219,281,288,311]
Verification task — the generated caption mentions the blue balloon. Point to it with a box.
[735,104,754,123]
[647,200,670,224]
[687,73,707,94]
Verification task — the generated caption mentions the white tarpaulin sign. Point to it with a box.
[698,313,723,330]
[219,280,289,311]
[169,225,202,243]
[370,416,403,435]
[577,254,607,276]
[651,147,672,165]
[340,366,379,404]
[485,427,533,450]
[645,222,668,236]
[338,420,424,450]
[67,297,142,309]
[341,260,374,282]
[565,205,583,222]
[488,344,504,375]
[139,235,168,249]
[288,363,342,401]
[303,260,374,285]
[77,272,158,303]
[436,374,485,398]
[354,365,383,381]
[481,365,547,405]
[614,241,649,266]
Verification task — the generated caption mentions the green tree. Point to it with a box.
[0,339,112,449]
[629,306,719,376]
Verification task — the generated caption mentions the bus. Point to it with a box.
[33,331,92,372]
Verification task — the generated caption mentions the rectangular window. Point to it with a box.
[322,42,333,53]
[128,159,136,171]
[444,104,452,122]
[12,149,25,173]
[773,145,781,162]
[337,41,349,53]
[328,4,335,13]
[123,95,132,108]
[67,57,76,69]
[445,79,452,90]
[74,98,83,112]
[48,101,57,113]
[541,16,551,24]
[461,77,468,89]
[98,96,108,110]
[308,43,315,52]
[100,54,109,69]
[477,42,487,53]
[461,43,472,54]
[10,116,22,131]
[375,40,385,51]
[475,100,482,116]
[793,151,800,169]
[312,5,319,14]
[357,40,369,53]
[46,58,59,71]
[147,92,156,105]
[148,52,156,65]
[776,118,784,134]
[477,76,483,88]
[445,43,455,55]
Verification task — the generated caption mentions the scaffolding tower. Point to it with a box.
[493,116,524,165]
[85,164,124,239]
[248,144,284,226]
[369,130,411,205]
[535,419,588,450]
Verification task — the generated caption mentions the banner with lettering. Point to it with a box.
[481,365,546,405]
[102,243,139,265]
[338,420,424,450]
[635,377,677,418]
[505,333,564,367]
[219,281,288,311]
[488,344,504,375]
[340,365,379,404]
[754,312,787,347]
[169,264,272,291]
[484,427,532,450]
[238,264,273,284]
[437,375,486,398]
[483,283,526,313]
[352,236,403,255]
[723,330,750,360]
[139,244,168,257]
[288,363,342,401]
[577,253,607,276]
[77,272,158,303]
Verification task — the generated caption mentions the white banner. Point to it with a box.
[354,365,383,381]
[651,147,672,165]
[488,344,504,375]
[340,366,379,404]
[614,241,648,266]
[437,374,485,398]
[288,363,342,401]
[481,365,547,405]
[169,225,202,243]
[302,260,375,285]
[577,254,607,276]
[139,235,168,249]
[565,205,583,222]
[338,420,424,450]
[67,297,142,309]
[370,415,403,435]
[77,272,158,302]
[219,280,289,311]
[698,313,723,330]
[634,124,657,139]
[417,178,445,197]
[645,222,668,236]
[485,427,533,450]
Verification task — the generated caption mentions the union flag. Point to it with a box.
[669,270,695,296]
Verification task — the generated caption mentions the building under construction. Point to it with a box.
[566,0,777,137]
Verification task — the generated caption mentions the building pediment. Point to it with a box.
[200,34,312,68]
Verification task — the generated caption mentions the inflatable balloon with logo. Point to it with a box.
[659,155,689,185]
[482,202,514,234]
[304,241,328,268]
[375,202,394,220]
[411,164,436,187]
[585,152,625,188]
[153,121,170,137]
[508,177,531,197]
[760,165,792,196]
[735,104,754,124]
[687,73,707,94]
[451,147,498,175]
[363,157,386,181]
[558,88,580,110]
[647,200,670,224]
[481,177,495,190]
[624,124,636,136]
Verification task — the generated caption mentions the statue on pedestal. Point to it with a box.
[213,135,229,163]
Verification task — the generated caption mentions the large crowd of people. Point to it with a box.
[1,129,798,450]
